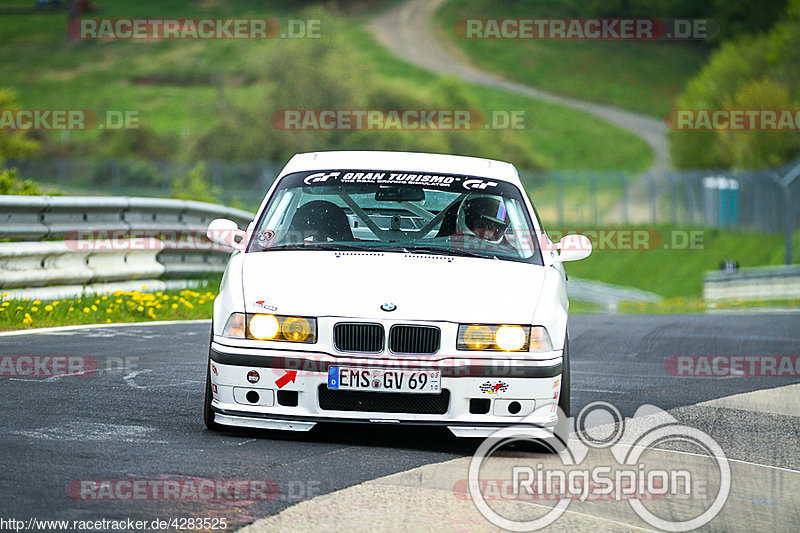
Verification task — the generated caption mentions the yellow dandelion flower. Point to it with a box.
[106,308,112,314]
[83,307,90,313]
[44,305,53,312]
[33,300,40,305]
[30,306,39,312]
[91,305,97,311]
[68,307,74,312]
[137,306,144,312]
[22,313,33,325]
[107,318,112,323]
[141,285,147,290]
[171,303,178,310]
[1,292,8,298]
[2,302,9,307]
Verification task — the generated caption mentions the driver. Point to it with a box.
[455,194,510,244]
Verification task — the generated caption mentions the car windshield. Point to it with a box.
[247,169,542,264]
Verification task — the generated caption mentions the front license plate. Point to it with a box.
[327,366,441,394]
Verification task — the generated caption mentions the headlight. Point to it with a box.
[457,324,552,352]
[248,314,316,343]
[221,312,316,343]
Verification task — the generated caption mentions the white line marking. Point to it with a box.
[0,319,210,337]
[123,369,152,389]
[515,499,659,532]
[566,437,800,474]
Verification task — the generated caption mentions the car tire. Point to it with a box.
[203,350,221,432]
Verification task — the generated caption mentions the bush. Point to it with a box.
[670,1,800,169]
[0,168,42,195]
[172,161,220,204]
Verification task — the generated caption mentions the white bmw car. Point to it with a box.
[204,151,590,438]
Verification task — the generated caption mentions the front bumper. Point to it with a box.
[208,340,564,438]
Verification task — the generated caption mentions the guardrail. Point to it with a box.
[703,265,800,301]
[0,195,255,299]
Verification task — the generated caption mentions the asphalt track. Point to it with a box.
[1,314,798,531]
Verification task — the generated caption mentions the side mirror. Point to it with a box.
[554,234,592,262]
[207,218,247,250]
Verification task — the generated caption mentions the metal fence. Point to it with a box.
[5,157,800,234]
[519,163,800,234]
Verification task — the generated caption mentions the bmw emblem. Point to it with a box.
[380,302,397,312]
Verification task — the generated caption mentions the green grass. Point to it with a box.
[563,226,800,298]
[436,0,709,117]
[0,286,215,331]
[566,300,604,314]
[0,0,653,171]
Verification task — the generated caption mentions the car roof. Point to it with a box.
[278,150,522,185]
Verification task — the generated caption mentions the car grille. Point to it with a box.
[318,385,450,415]
[333,323,384,353]
[389,325,440,355]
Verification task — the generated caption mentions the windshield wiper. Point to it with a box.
[405,246,497,260]
[259,243,370,252]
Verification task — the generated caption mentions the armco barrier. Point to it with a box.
[703,265,800,301]
[0,195,256,298]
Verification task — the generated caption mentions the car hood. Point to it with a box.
[240,251,545,324]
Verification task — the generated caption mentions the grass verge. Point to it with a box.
[0,286,215,332]
[562,226,800,298]
[619,298,800,314]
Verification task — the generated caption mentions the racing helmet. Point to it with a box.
[456,194,510,243]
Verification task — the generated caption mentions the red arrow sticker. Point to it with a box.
[275,370,297,388]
